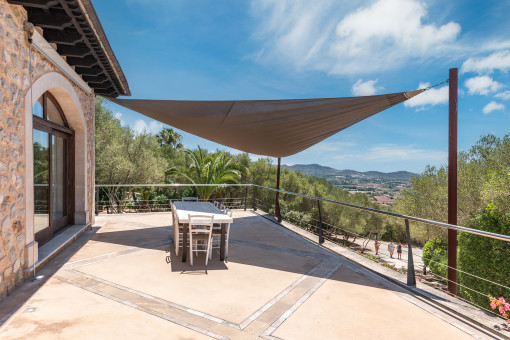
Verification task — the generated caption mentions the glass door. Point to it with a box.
[33,92,73,246]
[33,129,51,243]
[52,133,68,231]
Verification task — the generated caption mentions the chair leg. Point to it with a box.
[205,240,211,267]
[189,241,194,266]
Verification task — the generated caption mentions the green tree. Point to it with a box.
[394,134,510,243]
[168,147,247,200]
[157,127,183,149]
[458,205,510,309]
[95,97,167,211]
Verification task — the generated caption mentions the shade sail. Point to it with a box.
[109,89,423,158]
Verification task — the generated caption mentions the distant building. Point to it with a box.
[0,0,129,299]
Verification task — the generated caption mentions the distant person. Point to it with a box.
[388,241,395,258]
[397,242,402,259]
[374,240,381,255]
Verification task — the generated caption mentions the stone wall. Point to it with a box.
[0,0,95,299]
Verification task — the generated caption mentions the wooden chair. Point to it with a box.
[188,214,214,266]
[220,203,226,212]
[213,200,219,208]
[210,208,232,260]
[182,197,199,202]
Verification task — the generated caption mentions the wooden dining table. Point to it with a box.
[173,201,234,262]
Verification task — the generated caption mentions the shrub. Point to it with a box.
[458,205,510,309]
[381,224,406,242]
[422,235,448,279]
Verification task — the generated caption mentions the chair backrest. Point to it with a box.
[224,208,232,218]
[188,214,214,234]
[182,197,199,202]
[220,203,226,212]
[213,200,219,208]
[171,203,179,225]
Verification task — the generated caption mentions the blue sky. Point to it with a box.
[94,0,510,173]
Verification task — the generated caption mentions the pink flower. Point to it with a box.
[491,302,497,309]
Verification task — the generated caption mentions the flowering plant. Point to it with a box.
[489,296,510,324]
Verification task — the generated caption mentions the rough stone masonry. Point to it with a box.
[0,0,95,300]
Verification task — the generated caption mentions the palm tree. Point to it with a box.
[157,127,183,149]
[168,147,248,200]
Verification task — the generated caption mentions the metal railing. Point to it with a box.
[95,183,510,321]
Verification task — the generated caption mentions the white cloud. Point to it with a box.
[482,101,505,115]
[465,76,503,95]
[114,112,124,125]
[404,82,448,109]
[352,79,381,96]
[495,91,510,101]
[461,50,510,74]
[334,144,446,163]
[133,119,164,134]
[251,0,461,75]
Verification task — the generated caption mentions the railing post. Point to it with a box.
[95,186,99,216]
[318,200,324,244]
[244,186,248,211]
[252,186,257,211]
[276,194,282,223]
[177,186,181,200]
[405,219,416,286]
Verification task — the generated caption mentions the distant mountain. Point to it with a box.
[282,164,417,182]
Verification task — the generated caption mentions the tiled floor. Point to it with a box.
[0,211,498,339]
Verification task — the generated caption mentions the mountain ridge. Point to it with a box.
[282,163,417,181]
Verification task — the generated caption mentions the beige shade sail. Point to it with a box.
[109,89,423,158]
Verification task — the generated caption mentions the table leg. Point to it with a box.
[182,224,188,262]
[220,223,226,261]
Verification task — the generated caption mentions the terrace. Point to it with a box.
[0,185,506,339]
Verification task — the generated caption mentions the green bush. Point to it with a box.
[381,224,406,242]
[458,205,510,308]
[422,235,448,279]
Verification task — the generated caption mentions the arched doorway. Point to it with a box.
[32,92,74,245]
[24,71,91,267]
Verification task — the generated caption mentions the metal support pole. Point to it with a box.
[95,186,99,216]
[318,200,324,244]
[275,157,281,221]
[448,68,458,295]
[405,219,416,286]
[252,186,257,211]
[177,187,181,200]
[244,186,248,211]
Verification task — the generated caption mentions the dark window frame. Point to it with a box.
[33,92,75,245]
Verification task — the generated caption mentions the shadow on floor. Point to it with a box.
[91,214,412,295]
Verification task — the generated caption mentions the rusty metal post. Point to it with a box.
[448,68,458,295]
[275,157,281,222]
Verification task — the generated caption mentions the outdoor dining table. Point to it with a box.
[173,201,234,262]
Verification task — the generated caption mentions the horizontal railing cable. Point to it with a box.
[95,183,510,241]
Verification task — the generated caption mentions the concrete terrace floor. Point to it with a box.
[0,211,499,339]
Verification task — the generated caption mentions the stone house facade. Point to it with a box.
[0,0,129,299]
